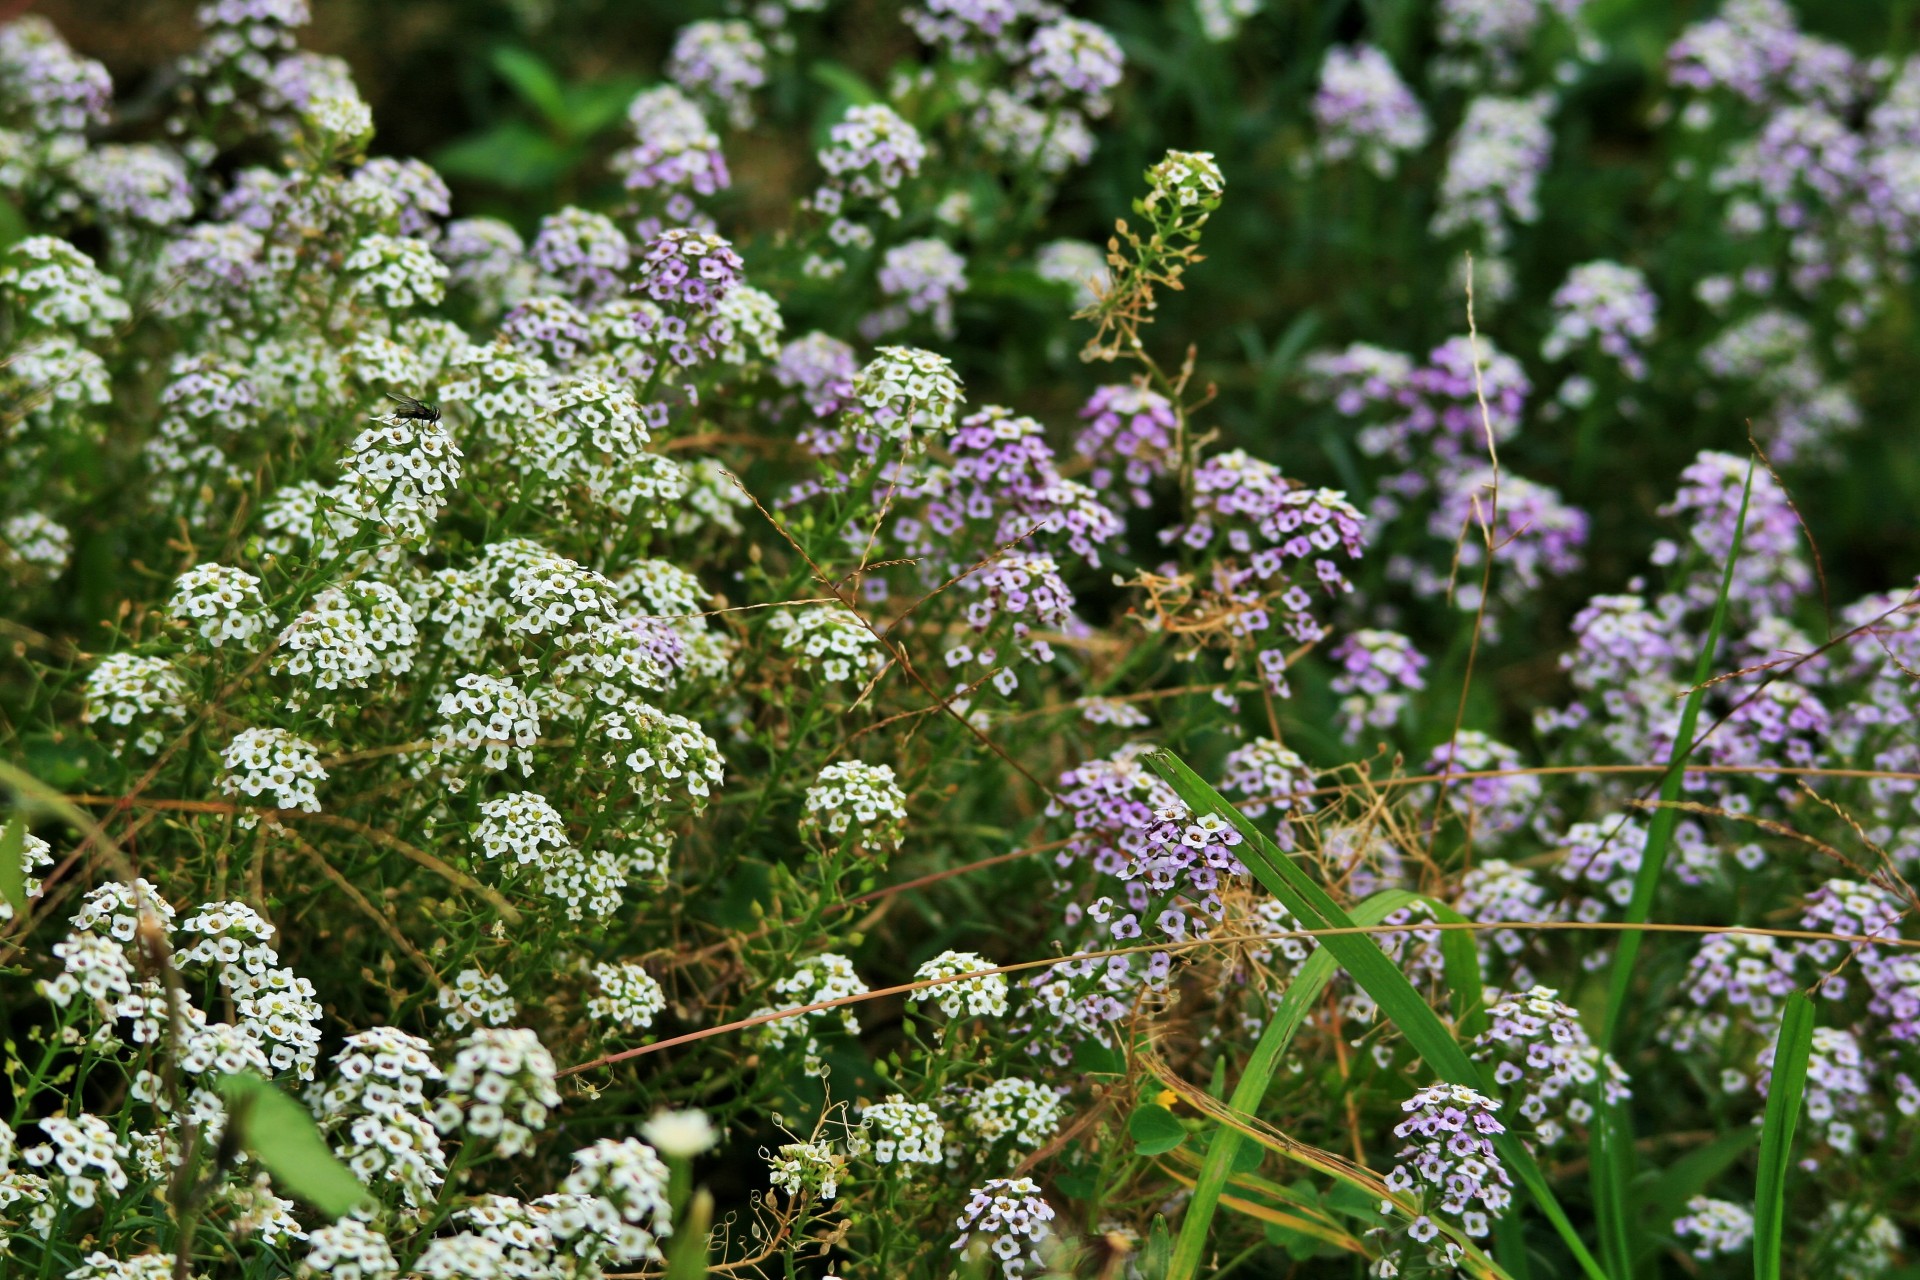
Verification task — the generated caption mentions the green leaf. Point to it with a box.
[564,77,647,140]
[1141,1214,1173,1280]
[490,46,570,131]
[1144,752,1609,1280]
[1129,1103,1186,1156]
[216,1072,370,1220]
[808,60,881,107]
[1591,458,1753,1280]
[665,1189,713,1280]
[432,122,579,190]
[0,814,27,917]
[1754,992,1816,1280]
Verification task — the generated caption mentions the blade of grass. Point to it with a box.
[1591,458,1754,1279]
[1602,458,1755,1045]
[1165,888,1425,1280]
[1145,750,1609,1280]
[1753,992,1815,1280]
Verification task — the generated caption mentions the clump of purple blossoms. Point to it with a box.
[1455,859,1559,988]
[774,331,857,421]
[1667,0,1862,111]
[1470,986,1631,1151]
[863,237,967,339]
[635,229,743,313]
[614,84,729,199]
[1074,384,1179,509]
[0,17,113,144]
[1121,803,1247,943]
[1417,730,1541,845]
[918,406,1121,567]
[529,206,630,307]
[1158,449,1367,696]
[1218,737,1316,835]
[1651,450,1812,622]
[811,104,927,221]
[666,19,766,129]
[1421,469,1589,613]
[903,0,1048,62]
[1021,17,1125,118]
[951,1176,1056,1279]
[1312,44,1431,178]
[1378,1083,1514,1269]
[1431,93,1556,252]
[1542,260,1658,381]
[1329,629,1426,742]
[1556,814,1652,927]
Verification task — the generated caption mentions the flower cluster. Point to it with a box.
[800,760,909,856]
[951,1177,1056,1280]
[1379,1083,1514,1265]
[1471,986,1631,1150]
[1313,44,1431,177]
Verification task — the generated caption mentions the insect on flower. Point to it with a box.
[384,391,441,424]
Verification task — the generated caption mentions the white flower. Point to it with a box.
[642,1109,717,1157]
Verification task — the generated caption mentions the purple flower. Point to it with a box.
[635,228,743,313]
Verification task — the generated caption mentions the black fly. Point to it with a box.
[385,392,441,424]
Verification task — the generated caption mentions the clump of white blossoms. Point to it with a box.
[307,1027,447,1210]
[0,832,53,924]
[755,952,868,1074]
[952,1176,1057,1280]
[641,1109,717,1158]
[767,605,882,686]
[768,1141,843,1201]
[1672,1196,1755,1260]
[18,1114,130,1209]
[559,1138,675,1262]
[858,1095,946,1166]
[849,345,965,440]
[437,967,519,1032]
[433,673,541,776]
[596,697,726,805]
[295,1218,395,1280]
[912,950,1010,1021]
[218,727,328,825]
[336,406,464,542]
[430,1028,562,1159]
[1,512,72,582]
[273,579,419,692]
[964,1078,1067,1154]
[0,236,131,337]
[343,233,448,311]
[588,961,668,1034]
[82,653,188,755]
[169,562,277,650]
[800,760,909,855]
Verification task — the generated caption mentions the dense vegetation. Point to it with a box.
[5,1,1920,1277]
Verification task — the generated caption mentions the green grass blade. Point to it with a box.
[1753,992,1815,1280]
[1589,459,1754,1279]
[1166,888,1425,1280]
[1145,749,1610,1280]
[1601,459,1755,1046]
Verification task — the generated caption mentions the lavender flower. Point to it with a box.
[1022,18,1125,118]
[1313,45,1431,177]
[1543,261,1658,380]
[1674,1197,1755,1259]
[666,20,767,129]
[1417,731,1540,844]
[1329,630,1427,742]
[864,237,967,339]
[1432,94,1556,251]
[1075,384,1178,508]
[614,84,729,197]
[636,228,743,312]
[952,1176,1056,1279]
[812,104,927,221]
[1471,986,1630,1150]
[1379,1083,1514,1266]
[530,206,630,307]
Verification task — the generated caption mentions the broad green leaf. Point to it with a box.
[1129,1103,1186,1156]
[217,1072,369,1219]
[564,78,647,139]
[433,123,578,189]
[808,60,880,106]
[1754,992,1816,1280]
[0,814,26,917]
[491,46,569,131]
